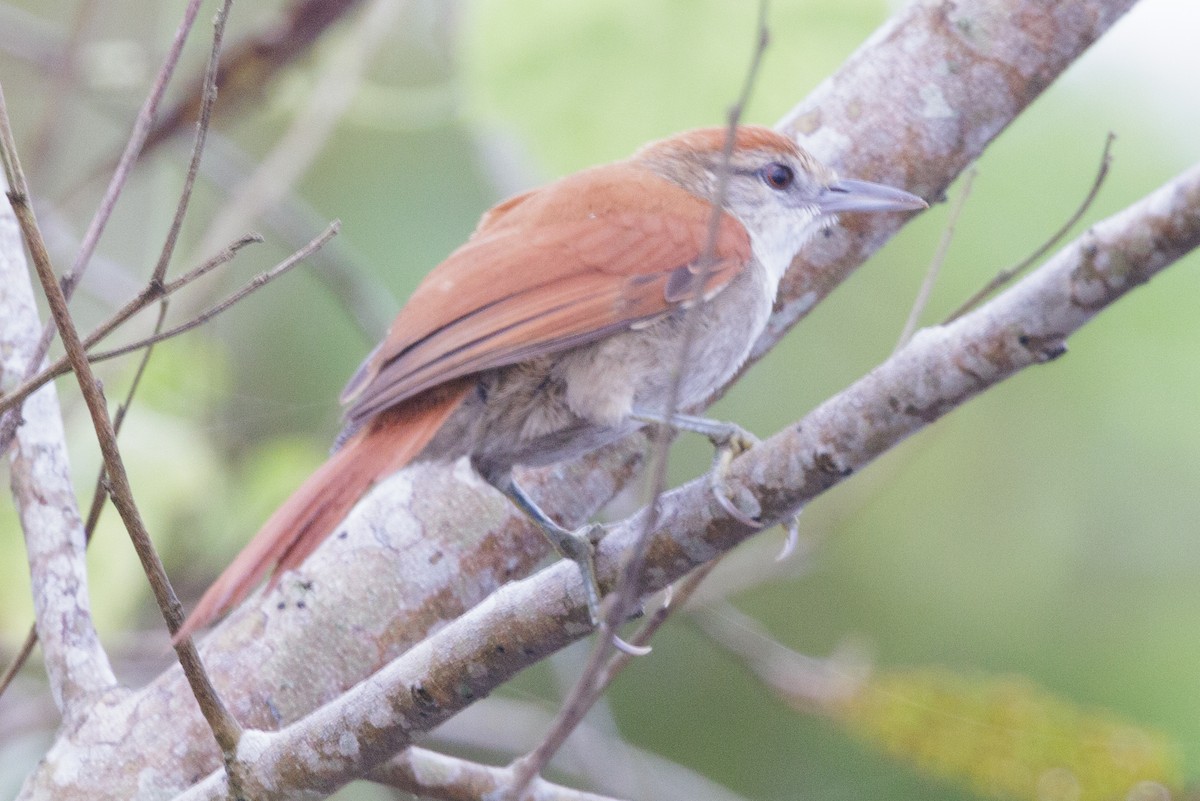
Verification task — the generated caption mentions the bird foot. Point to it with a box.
[702,425,803,559]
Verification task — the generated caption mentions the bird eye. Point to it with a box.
[760,162,794,190]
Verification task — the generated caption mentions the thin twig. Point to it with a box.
[944,132,1116,323]
[89,222,340,363]
[0,234,262,420]
[618,0,771,628]
[693,602,863,713]
[370,747,628,801]
[501,563,722,800]
[594,559,722,689]
[0,223,331,425]
[0,301,170,699]
[894,166,977,351]
[59,0,205,300]
[0,0,205,456]
[0,79,244,761]
[89,300,171,533]
[152,0,233,285]
[500,5,772,797]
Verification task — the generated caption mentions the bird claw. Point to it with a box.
[706,433,805,560]
[776,510,802,561]
[611,634,652,656]
[708,431,765,528]
[711,471,765,528]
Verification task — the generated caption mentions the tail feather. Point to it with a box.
[174,381,470,643]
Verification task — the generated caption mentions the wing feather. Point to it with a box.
[343,162,751,425]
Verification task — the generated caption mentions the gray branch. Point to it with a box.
[1,173,117,717]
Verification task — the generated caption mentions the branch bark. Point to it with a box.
[368,748,627,801]
[1,169,117,720]
[761,0,1138,360]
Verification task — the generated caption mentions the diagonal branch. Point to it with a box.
[0,0,205,457]
[0,233,262,419]
[753,0,1139,367]
[27,0,206,364]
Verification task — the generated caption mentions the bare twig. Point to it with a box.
[0,80,244,760]
[370,747,628,801]
[152,0,233,285]
[500,561,723,801]
[895,166,977,350]
[594,559,721,688]
[0,0,205,457]
[944,133,1116,323]
[0,234,262,420]
[501,6,773,797]
[89,222,340,363]
[0,629,40,701]
[86,300,171,535]
[0,159,116,715]
[57,0,206,305]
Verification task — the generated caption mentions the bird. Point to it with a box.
[176,125,925,640]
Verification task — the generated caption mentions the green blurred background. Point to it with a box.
[1,1,1197,799]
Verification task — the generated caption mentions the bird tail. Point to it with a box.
[173,381,471,644]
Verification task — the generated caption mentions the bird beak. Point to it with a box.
[817,178,928,215]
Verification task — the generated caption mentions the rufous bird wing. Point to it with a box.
[341,162,753,426]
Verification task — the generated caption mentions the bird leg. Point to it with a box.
[492,472,605,625]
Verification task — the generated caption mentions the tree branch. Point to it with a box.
[756,0,1139,364]
[368,747,627,801]
[0,233,263,419]
[1,165,116,719]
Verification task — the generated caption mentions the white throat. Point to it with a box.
[745,208,828,290]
